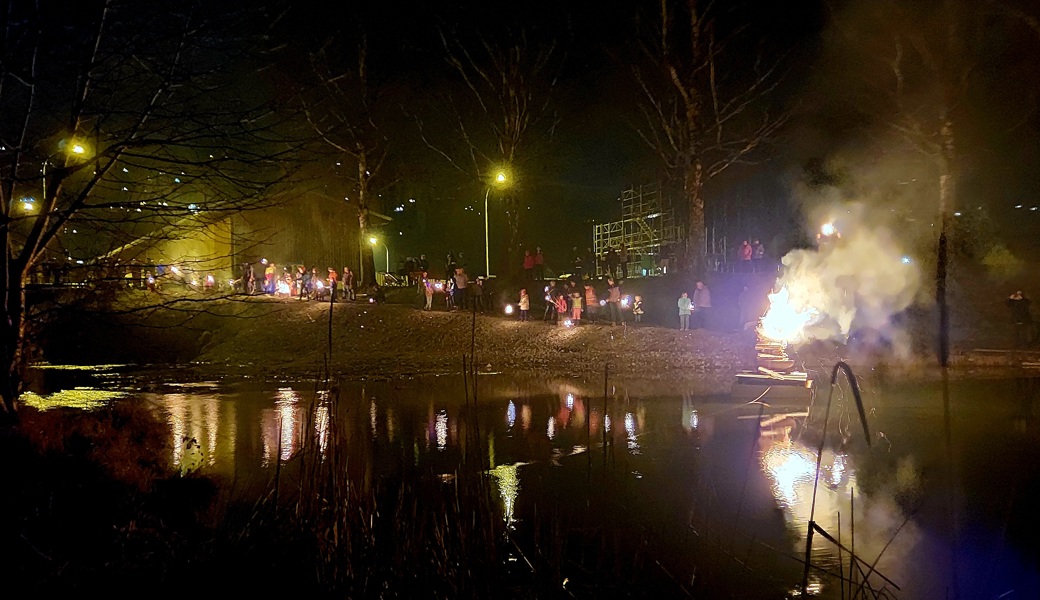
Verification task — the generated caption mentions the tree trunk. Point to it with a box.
[936,118,955,368]
[357,208,377,288]
[356,152,377,288]
[1,266,27,417]
[684,158,705,275]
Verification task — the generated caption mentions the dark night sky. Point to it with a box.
[273,0,1040,269]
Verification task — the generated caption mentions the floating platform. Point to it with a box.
[731,369,815,401]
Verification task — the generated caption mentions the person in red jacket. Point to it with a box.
[523,249,535,280]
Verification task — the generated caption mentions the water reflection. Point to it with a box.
[489,463,520,527]
[261,388,304,466]
[62,372,1031,594]
[164,393,237,473]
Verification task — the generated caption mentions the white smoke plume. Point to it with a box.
[771,201,923,345]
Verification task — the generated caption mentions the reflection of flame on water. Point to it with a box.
[758,286,820,345]
[507,400,516,428]
[762,441,816,508]
[547,415,556,440]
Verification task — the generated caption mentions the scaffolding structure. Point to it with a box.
[592,183,683,277]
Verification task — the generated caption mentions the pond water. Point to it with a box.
[25,366,1040,599]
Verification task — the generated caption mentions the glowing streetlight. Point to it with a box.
[71,144,86,155]
[820,223,836,237]
[20,197,36,212]
[369,236,390,273]
[485,168,511,277]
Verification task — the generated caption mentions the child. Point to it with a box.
[424,276,434,311]
[555,291,568,325]
[519,288,530,321]
[633,295,644,323]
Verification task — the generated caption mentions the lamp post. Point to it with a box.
[369,236,389,273]
[484,170,509,278]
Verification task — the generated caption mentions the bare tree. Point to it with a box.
[415,25,561,278]
[300,35,392,288]
[634,0,788,271]
[0,1,291,415]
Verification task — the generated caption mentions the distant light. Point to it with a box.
[504,304,514,315]
[645,212,661,219]
[1015,204,1023,209]
[820,222,836,237]
[408,198,415,203]
[76,260,84,265]
[566,393,574,409]
[901,256,912,264]
[394,206,404,212]
[953,212,962,217]
[71,229,77,234]
[21,199,35,212]
[368,236,378,245]
[496,172,507,184]
[188,203,198,212]
[174,177,180,183]
[70,144,86,154]
[1032,207,1039,212]
[369,297,376,303]
[261,258,268,264]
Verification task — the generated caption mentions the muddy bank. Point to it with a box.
[39,294,1040,388]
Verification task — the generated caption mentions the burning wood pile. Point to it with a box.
[732,290,813,398]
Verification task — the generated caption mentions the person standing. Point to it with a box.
[752,240,765,272]
[534,247,545,280]
[569,281,583,324]
[519,288,530,321]
[690,278,715,328]
[342,267,354,300]
[453,267,468,311]
[327,268,338,302]
[619,244,628,279]
[423,275,434,311]
[633,295,644,323]
[572,247,584,278]
[584,281,599,322]
[738,240,753,272]
[605,247,619,279]
[523,250,535,280]
[692,280,712,329]
[296,265,305,298]
[555,289,569,325]
[544,282,561,320]
[1008,290,1033,348]
[678,292,692,330]
[605,277,622,326]
[473,277,486,313]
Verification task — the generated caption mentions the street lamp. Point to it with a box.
[484,169,511,278]
[369,236,389,273]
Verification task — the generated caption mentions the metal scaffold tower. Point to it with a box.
[592,183,683,277]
